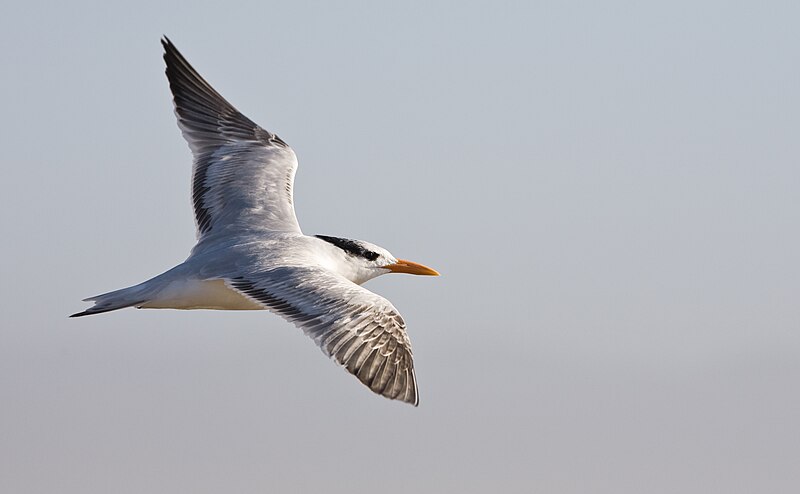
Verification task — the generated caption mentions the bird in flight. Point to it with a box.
[72,37,439,406]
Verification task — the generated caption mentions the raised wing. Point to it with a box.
[228,267,419,406]
[162,37,301,237]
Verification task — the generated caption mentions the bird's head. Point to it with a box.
[315,235,439,285]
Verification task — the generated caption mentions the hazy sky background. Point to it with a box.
[1,1,799,492]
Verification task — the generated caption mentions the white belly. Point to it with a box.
[140,279,264,310]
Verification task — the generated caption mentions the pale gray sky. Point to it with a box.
[1,1,799,493]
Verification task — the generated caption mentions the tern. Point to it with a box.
[71,38,439,406]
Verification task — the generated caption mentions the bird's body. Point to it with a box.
[72,38,438,406]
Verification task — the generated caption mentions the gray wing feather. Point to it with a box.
[228,267,419,406]
[162,37,301,236]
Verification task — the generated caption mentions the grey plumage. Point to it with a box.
[72,38,437,407]
[231,267,418,405]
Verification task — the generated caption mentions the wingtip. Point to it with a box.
[395,393,419,407]
[161,36,180,59]
[408,389,420,407]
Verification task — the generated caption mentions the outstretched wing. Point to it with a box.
[228,266,419,406]
[162,37,301,237]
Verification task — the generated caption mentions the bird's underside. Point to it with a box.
[71,38,438,406]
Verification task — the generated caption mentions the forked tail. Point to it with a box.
[70,284,149,318]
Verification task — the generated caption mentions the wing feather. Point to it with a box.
[228,267,419,406]
[161,37,301,237]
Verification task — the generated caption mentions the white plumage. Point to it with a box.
[72,37,439,406]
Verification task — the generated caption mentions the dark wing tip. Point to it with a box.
[401,372,420,407]
[229,274,419,406]
[353,358,419,407]
[350,343,419,406]
[161,36,192,72]
[161,36,184,69]
[160,36,270,147]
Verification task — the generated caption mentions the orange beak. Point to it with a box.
[386,259,440,276]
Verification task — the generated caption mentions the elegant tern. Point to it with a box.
[71,37,439,406]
